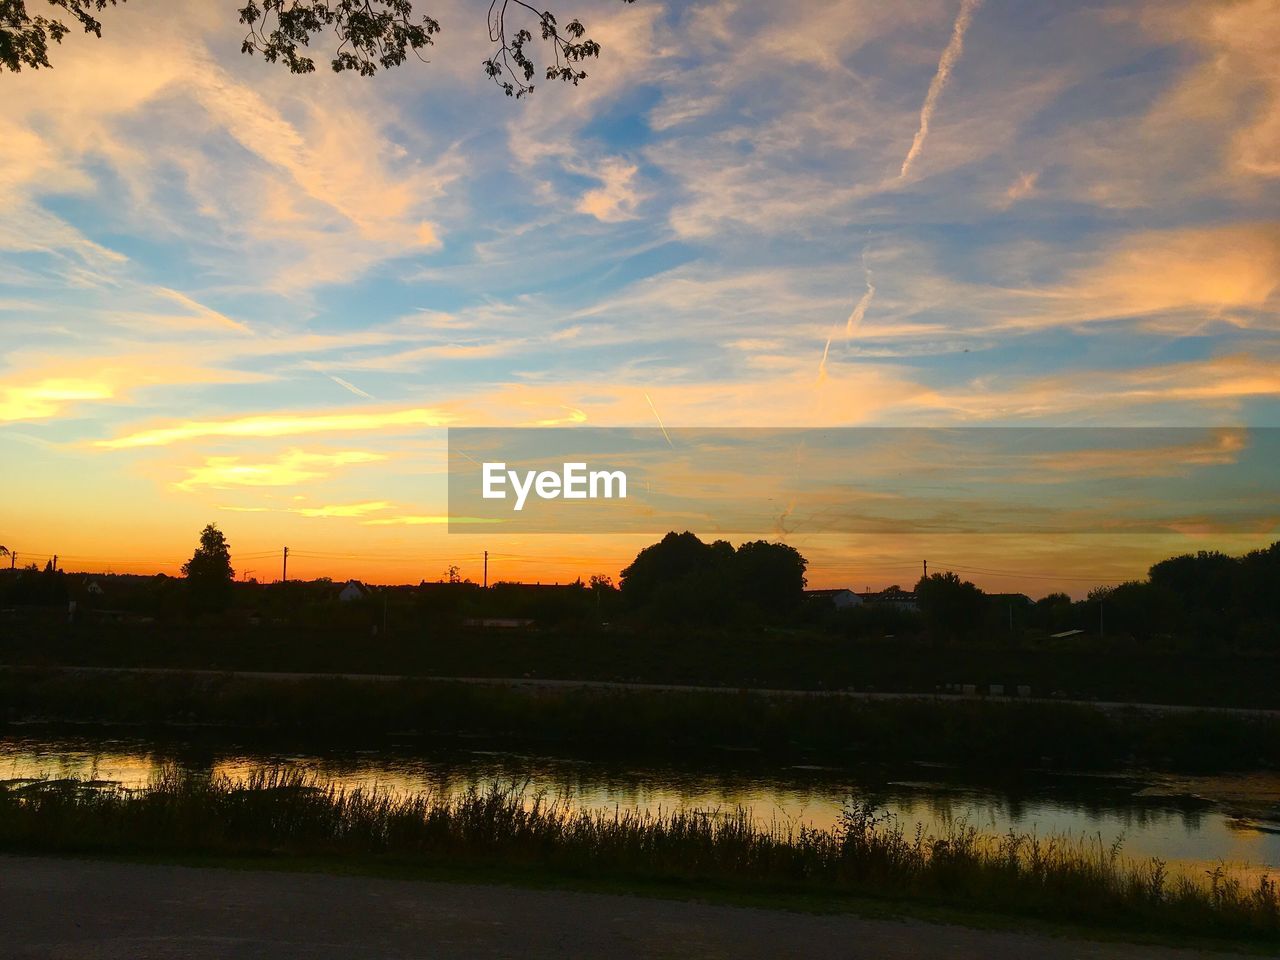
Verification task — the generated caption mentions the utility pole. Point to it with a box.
[9,551,14,570]
[483,550,488,589]
[282,546,289,583]
[922,559,927,580]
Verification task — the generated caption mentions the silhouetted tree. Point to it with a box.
[733,539,807,619]
[915,571,987,641]
[621,531,731,623]
[182,523,234,612]
[1,0,635,97]
[620,531,807,625]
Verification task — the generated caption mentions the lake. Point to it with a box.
[3,731,1278,881]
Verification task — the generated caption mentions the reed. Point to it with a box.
[1,769,1276,942]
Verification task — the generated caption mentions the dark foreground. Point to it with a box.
[0,856,1259,960]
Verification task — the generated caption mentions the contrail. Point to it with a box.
[845,250,876,338]
[816,330,834,382]
[899,0,982,180]
[821,249,876,380]
[644,392,673,446]
[324,373,374,400]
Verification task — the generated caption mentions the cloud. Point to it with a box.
[151,287,251,334]
[174,450,387,490]
[0,379,113,422]
[900,0,983,179]
[576,159,642,222]
[903,354,1280,420]
[0,354,267,422]
[295,501,393,518]
[999,223,1280,333]
[361,515,453,526]
[99,406,453,449]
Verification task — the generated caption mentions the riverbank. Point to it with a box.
[4,667,1280,772]
[5,611,1280,708]
[1,770,1276,947]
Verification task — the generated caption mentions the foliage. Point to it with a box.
[1,0,635,94]
[620,531,807,624]
[180,523,234,612]
[915,572,987,640]
[0,0,119,71]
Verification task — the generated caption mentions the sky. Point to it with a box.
[1,0,1278,594]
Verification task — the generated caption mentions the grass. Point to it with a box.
[1,769,1277,945]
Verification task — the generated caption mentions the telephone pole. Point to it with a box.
[483,550,488,589]
[922,559,928,580]
[282,546,289,583]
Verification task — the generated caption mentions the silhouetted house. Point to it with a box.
[804,588,862,610]
[861,588,919,612]
[337,580,367,603]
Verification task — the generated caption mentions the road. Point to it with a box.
[0,856,1255,959]
[3,663,1277,717]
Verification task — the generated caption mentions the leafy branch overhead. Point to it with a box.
[0,0,635,95]
[483,0,633,99]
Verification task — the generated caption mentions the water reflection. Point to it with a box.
[2,733,1277,880]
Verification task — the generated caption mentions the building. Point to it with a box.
[337,580,367,603]
[860,587,919,612]
[804,588,863,610]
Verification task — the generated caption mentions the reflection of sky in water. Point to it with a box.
[3,736,1277,882]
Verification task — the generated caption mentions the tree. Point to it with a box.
[620,531,808,625]
[914,571,987,641]
[181,522,234,611]
[1,0,635,96]
[733,539,806,619]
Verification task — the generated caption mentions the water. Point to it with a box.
[3,732,1278,880]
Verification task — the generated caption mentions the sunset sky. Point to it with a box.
[2,0,1278,594]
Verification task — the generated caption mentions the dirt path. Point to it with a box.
[0,856,1258,959]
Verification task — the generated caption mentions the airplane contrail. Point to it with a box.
[325,373,374,400]
[644,392,673,446]
[845,250,876,338]
[899,0,982,180]
[816,330,834,382]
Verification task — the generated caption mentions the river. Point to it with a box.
[3,731,1278,881]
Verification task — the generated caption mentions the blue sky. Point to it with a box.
[1,0,1277,589]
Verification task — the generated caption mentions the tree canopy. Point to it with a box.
[0,0,634,97]
[620,531,807,624]
[182,522,234,611]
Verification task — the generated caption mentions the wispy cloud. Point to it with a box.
[295,500,392,518]
[174,450,387,490]
[100,407,452,449]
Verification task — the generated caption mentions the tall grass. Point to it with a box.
[1,770,1276,942]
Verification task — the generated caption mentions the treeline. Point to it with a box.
[4,528,1279,653]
